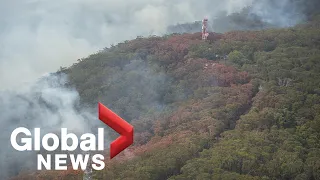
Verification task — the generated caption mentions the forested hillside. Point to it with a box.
[12,15,320,180]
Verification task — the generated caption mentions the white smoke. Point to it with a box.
[0,0,257,90]
[249,0,305,27]
[0,0,310,90]
[0,73,104,179]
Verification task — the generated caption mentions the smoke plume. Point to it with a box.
[0,0,256,90]
[0,73,105,179]
[0,0,317,90]
[169,0,317,33]
[0,58,177,179]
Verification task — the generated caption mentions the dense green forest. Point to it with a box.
[12,14,320,180]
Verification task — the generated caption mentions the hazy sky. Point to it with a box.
[0,0,257,90]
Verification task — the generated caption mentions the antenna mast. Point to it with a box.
[202,18,209,40]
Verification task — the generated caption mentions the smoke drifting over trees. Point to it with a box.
[0,58,179,178]
[1,0,319,90]
[168,0,320,33]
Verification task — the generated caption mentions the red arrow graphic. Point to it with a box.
[98,102,134,159]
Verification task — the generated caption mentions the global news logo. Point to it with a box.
[10,103,134,171]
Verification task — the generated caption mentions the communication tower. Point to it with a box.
[202,18,209,40]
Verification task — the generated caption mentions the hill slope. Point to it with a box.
[12,16,320,180]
